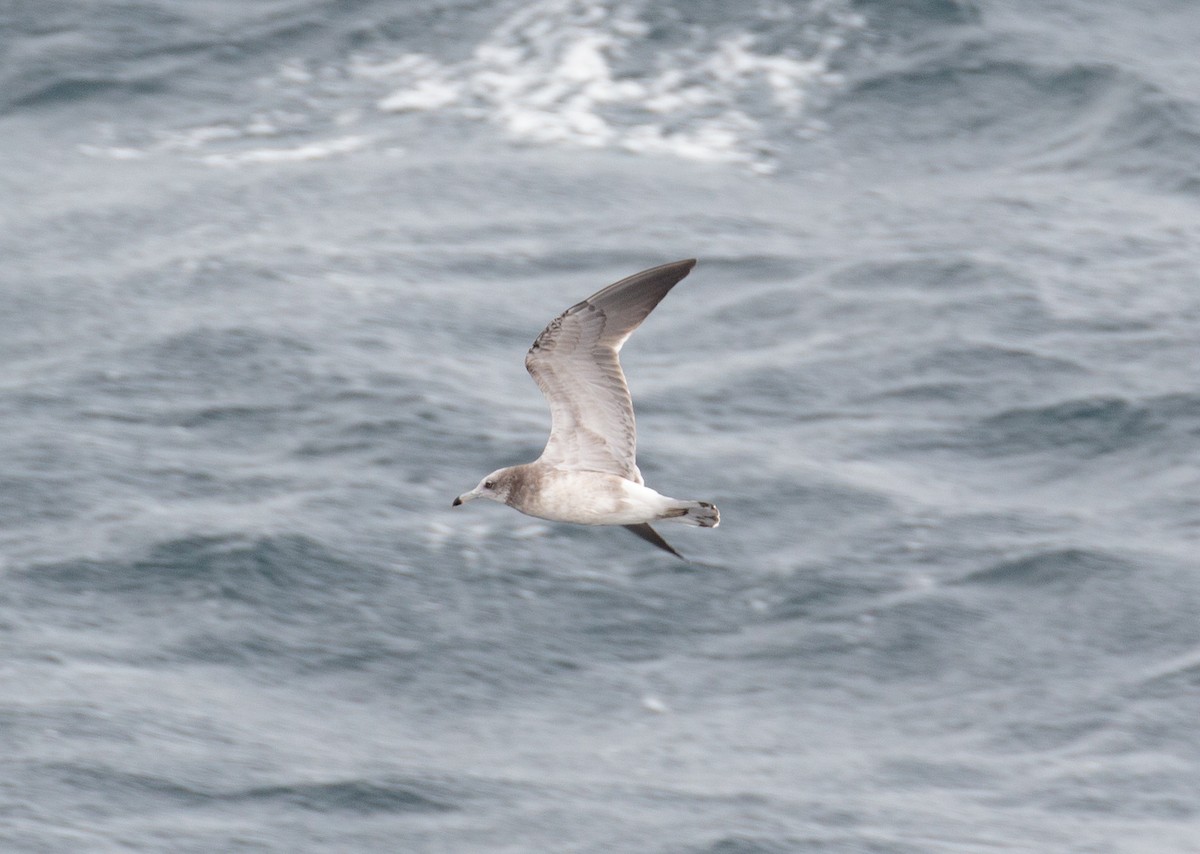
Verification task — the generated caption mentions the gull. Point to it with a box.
[453,259,719,558]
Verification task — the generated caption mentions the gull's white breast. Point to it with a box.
[515,469,675,526]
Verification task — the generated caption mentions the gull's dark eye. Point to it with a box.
[484,480,495,489]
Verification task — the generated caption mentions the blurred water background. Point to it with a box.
[3,0,1200,851]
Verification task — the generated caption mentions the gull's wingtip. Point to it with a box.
[663,258,697,275]
[623,523,686,560]
[632,258,696,280]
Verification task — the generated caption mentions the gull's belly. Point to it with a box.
[517,471,669,526]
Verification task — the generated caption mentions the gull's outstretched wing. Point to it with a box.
[525,259,696,482]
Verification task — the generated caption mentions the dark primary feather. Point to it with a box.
[623,523,684,559]
[574,258,697,350]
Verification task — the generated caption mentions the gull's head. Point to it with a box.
[452,468,513,507]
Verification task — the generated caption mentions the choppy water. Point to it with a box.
[4,1,1200,851]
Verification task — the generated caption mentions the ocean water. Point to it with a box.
[3,0,1200,851]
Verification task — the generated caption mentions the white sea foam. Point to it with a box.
[78,0,860,170]
[369,0,862,170]
[378,79,462,112]
[199,135,371,166]
[79,112,369,167]
[78,145,147,160]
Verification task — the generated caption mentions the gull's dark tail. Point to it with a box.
[624,523,684,559]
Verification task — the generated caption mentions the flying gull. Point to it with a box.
[453,259,719,558]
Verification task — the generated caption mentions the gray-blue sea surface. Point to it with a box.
[3,1,1200,851]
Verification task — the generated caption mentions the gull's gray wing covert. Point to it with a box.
[524,259,696,483]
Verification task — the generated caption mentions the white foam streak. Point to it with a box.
[78,145,146,160]
[200,135,370,166]
[372,0,861,170]
[79,0,860,170]
[79,110,371,167]
[378,79,461,112]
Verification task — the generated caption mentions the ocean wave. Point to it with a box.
[23,762,460,814]
[77,115,374,164]
[6,76,165,113]
[59,0,864,170]
[18,534,438,674]
[0,2,314,115]
[1031,71,1200,194]
[859,342,1088,417]
[359,0,864,171]
[880,391,1200,465]
[852,0,980,32]
[58,328,322,445]
[837,53,1121,146]
[228,778,460,814]
[25,534,360,600]
[0,472,86,524]
[950,546,1200,678]
[681,835,818,854]
[957,547,1136,589]
[958,393,1200,459]
[1132,648,1200,699]
[87,327,315,395]
[197,134,374,166]
[834,41,1200,190]
[16,531,737,678]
